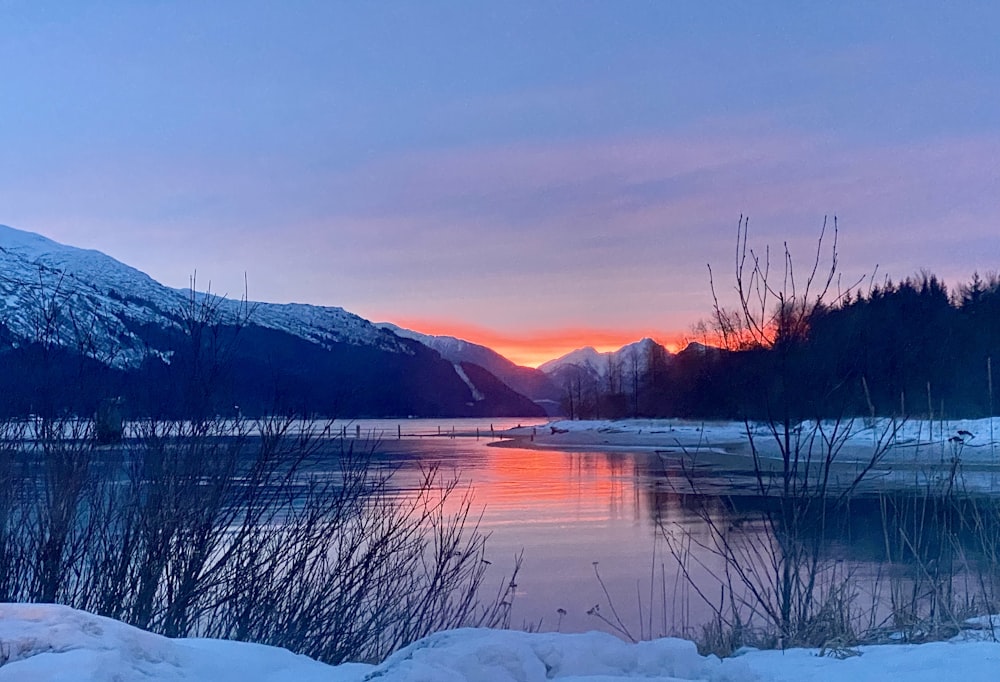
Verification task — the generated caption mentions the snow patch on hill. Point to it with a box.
[0,224,409,368]
[453,363,485,401]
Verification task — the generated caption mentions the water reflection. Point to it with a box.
[369,424,1000,639]
[371,435,718,634]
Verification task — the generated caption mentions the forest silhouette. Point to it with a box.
[566,271,1000,422]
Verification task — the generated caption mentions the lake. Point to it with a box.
[371,428,674,635]
[342,417,1000,642]
[339,419,807,637]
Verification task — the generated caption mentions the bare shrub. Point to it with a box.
[662,219,898,653]
[876,434,1000,643]
[0,415,518,664]
[0,267,518,662]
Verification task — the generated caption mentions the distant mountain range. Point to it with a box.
[380,325,674,414]
[0,225,543,418]
[377,324,564,415]
[0,224,676,419]
[537,338,666,380]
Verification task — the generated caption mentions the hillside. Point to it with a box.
[0,225,544,418]
[378,323,563,414]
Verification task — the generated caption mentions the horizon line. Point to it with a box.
[383,318,694,368]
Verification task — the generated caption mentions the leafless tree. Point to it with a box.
[662,218,899,651]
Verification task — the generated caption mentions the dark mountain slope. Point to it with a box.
[0,224,544,418]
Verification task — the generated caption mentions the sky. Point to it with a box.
[3,2,1000,366]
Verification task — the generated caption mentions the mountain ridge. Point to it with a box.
[0,224,409,368]
[0,224,543,418]
[376,323,563,414]
[538,338,668,378]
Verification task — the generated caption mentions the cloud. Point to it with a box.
[4,124,1000,340]
[314,127,1000,329]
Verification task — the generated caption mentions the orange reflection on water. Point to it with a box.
[466,445,649,527]
[385,435,736,634]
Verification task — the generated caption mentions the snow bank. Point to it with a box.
[3,603,1000,681]
[0,604,360,682]
[369,628,740,681]
[735,640,1000,682]
[524,417,1000,450]
[503,418,1000,493]
[519,417,1000,460]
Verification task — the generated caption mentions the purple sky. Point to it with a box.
[3,2,1000,365]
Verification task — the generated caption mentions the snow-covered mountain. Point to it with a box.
[377,323,563,414]
[538,338,669,381]
[378,324,492,365]
[0,224,407,369]
[0,224,543,418]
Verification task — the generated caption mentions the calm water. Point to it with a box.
[340,418,748,636]
[339,418,1000,640]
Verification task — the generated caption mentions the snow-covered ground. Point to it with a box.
[2,604,1000,681]
[501,417,1000,494]
[509,417,1000,461]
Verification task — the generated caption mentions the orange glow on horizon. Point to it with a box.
[388,318,690,367]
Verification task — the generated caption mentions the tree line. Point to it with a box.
[562,226,1000,422]
[693,270,1000,420]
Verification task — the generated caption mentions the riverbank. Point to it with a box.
[493,417,1000,494]
[496,419,749,453]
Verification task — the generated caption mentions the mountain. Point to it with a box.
[538,338,671,405]
[532,339,672,419]
[0,224,544,418]
[378,324,563,414]
[0,225,415,366]
[537,346,604,377]
[538,338,669,381]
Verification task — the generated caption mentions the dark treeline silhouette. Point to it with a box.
[582,271,1000,421]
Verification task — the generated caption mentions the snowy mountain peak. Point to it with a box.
[0,223,64,255]
[537,346,602,374]
[538,338,671,378]
[0,224,409,368]
[378,323,474,356]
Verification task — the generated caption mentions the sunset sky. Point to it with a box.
[3,2,1000,366]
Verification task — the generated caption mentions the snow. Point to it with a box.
[514,416,1000,462]
[538,345,606,375]
[3,604,1000,681]
[537,339,663,378]
[376,322,517,375]
[370,628,724,681]
[453,363,485,401]
[0,604,359,682]
[379,323,475,356]
[502,417,1000,495]
[0,224,409,369]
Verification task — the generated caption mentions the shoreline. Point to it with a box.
[490,421,745,454]
[489,418,1000,494]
